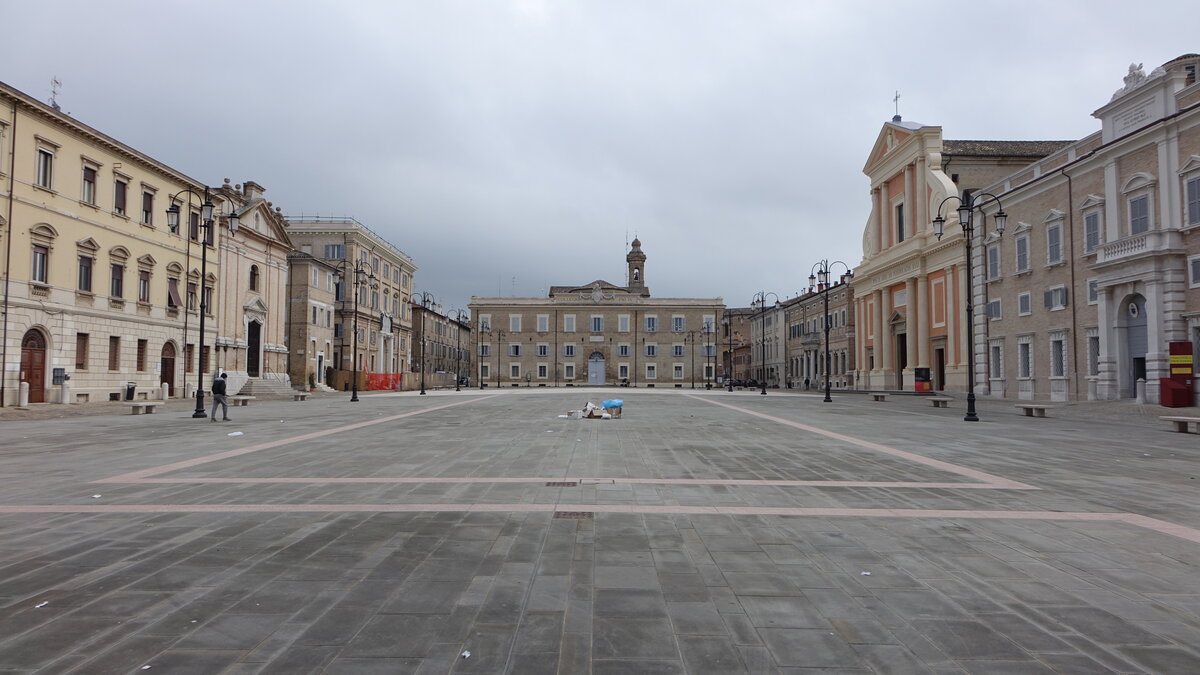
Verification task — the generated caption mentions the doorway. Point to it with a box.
[895,333,908,390]
[1121,295,1148,398]
[588,352,605,385]
[160,342,176,397]
[934,347,946,391]
[247,320,262,377]
[20,330,47,403]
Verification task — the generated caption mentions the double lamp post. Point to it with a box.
[808,260,852,403]
[751,291,779,395]
[333,259,377,402]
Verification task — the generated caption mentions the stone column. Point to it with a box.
[945,266,958,368]
[879,183,889,250]
[878,287,891,385]
[916,274,930,368]
[1096,284,1118,400]
[905,277,918,374]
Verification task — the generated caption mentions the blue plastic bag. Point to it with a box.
[601,399,623,409]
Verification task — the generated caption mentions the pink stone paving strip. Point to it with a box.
[1,503,1197,543]
[689,394,1036,490]
[130,477,1009,490]
[93,396,498,484]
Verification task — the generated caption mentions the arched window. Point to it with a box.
[249,265,260,292]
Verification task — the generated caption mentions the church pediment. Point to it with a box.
[864,120,926,173]
[244,295,269,315]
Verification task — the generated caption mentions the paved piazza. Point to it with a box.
[0,389,1198,674]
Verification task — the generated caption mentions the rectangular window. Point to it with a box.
[618,344,630,357]
[989,342,1002,378]
[167,278,182,308]
[645,344,657,357]
[32,245,48,283]
[82,166,96,204]
[1088,335,1100,376]
[1088,279,1099,304]
[1191,258,1200,287]
[1047,223,1062,264]
[986,299,1001,320]
[36,148,53,189]
[138,270,150,303]
[188,211,199,241]
[137,339,147,372]
[673,345,685,357]
[1015,235,1029,273]
[113,179,127,216]
[185,344,194,373]
[75,333,89,370]
[1018,341,1032,379]
[674,365,684,379]
[110,264,124,298]
[672,316,685,332]
[536,315,548,332]
[77,255,93,292]
[510,364,520,378]
[480,363,490,379]
[591,316,603,332]
[141,191,154,225]
[565,364,575,379]
[509,315,521,332]
[619,364,628,379]
[895,203,905,242]
[536,344,548,357]
[509,344,521,357]
[187,282,197,310]
[203,286,212,315]
[1129,195,1150,234]
[563,344,575,357]
[1084,212,1100,252]
[646,365,656,379]
[324,244,345,259]
[618,315,630,332]
[1044,286,1069,310]
[645,316,658,332]
[1187,176,1200,226]
[1018,292,1031,316]
[538,364,547,378]
[986,245,1000,280]
[563,315,575,332]
[108,336,121,370]
[479,343,490,357]
[1050,337,1066,378]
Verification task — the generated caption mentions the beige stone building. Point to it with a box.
[853,114,1069,393]
[469,239,723,387]
[208,180,293,394]
[785,277,855,391]
[286,251,339,390]
[412,299,472,390]
[1,80,222,406]
[720,307,754,383]
[978,55,1200,403]
[284,217,417,391]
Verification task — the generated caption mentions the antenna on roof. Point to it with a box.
[49,77,62,111]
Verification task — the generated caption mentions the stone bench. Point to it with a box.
[1015,404,1051,417]
[928,397,953,408]
[293,392,310,401]
[229,396,256,407]
[871,393,888,402]
[1160,416,1200,433]
[123,401,163,415]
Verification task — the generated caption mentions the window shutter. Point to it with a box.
[1060,288,1068,306]
[1044,290,1053,308]
[1192,258,1200,284]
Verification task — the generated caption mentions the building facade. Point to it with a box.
[749,299,786,388]
[1,80,221,406]
[469,240,724,387]
[978,55,1200,403]
[412,300,472,390]
[853,115,1069,393]
[785,277,855,391]
[286,251,339,390]
[285,217,417,391]
[721,307,754,383]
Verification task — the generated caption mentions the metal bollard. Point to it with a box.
[18,381,30,408]
[161,382,170,400]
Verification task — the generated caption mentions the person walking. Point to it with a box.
[210,372,230,422]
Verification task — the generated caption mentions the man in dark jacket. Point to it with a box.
[210,372,230,421]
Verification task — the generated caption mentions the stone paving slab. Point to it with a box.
[0,388,1197,672]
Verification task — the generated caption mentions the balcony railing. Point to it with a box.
[1096,229,1182,264]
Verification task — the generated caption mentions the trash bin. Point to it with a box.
[124,382,136,401]
[1160,378,1193,408]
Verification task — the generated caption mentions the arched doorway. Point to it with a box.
[587,352,605,386]
[1119,294,1148,398]
[160,342,176,397]
[20,330,47,403]
[247,320,262,377]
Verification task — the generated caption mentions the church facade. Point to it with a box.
[468,240,724,387]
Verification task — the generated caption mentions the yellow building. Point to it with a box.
[1,80,224,406]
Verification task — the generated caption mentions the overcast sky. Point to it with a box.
[3,1,1196,312]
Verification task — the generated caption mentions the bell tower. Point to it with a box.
[626,238,647,294]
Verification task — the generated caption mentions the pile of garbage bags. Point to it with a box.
[561,399,624,420]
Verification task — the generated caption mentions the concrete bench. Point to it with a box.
[928,397,953,408]
[871,393,888,402]
[229,396,256,407]
[1015,404,1051,417]
[293,392,310,401]
[123,401,163,415]
[1160,416,1200,433]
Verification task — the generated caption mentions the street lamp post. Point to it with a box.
[333,260,376,402]
[494,329,506,388]
[415,292,436,395]
[752,292,780,395]
[725,318,734,392]
[705,319,713,389]
[808,260,853,403]
[166,188,239,418]
[452,310,468,392]
[933,189,1007,422]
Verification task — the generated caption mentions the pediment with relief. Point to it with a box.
[243,295,269,316]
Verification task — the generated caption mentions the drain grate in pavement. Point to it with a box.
[554,511,594,519]
[545,481,579,487]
